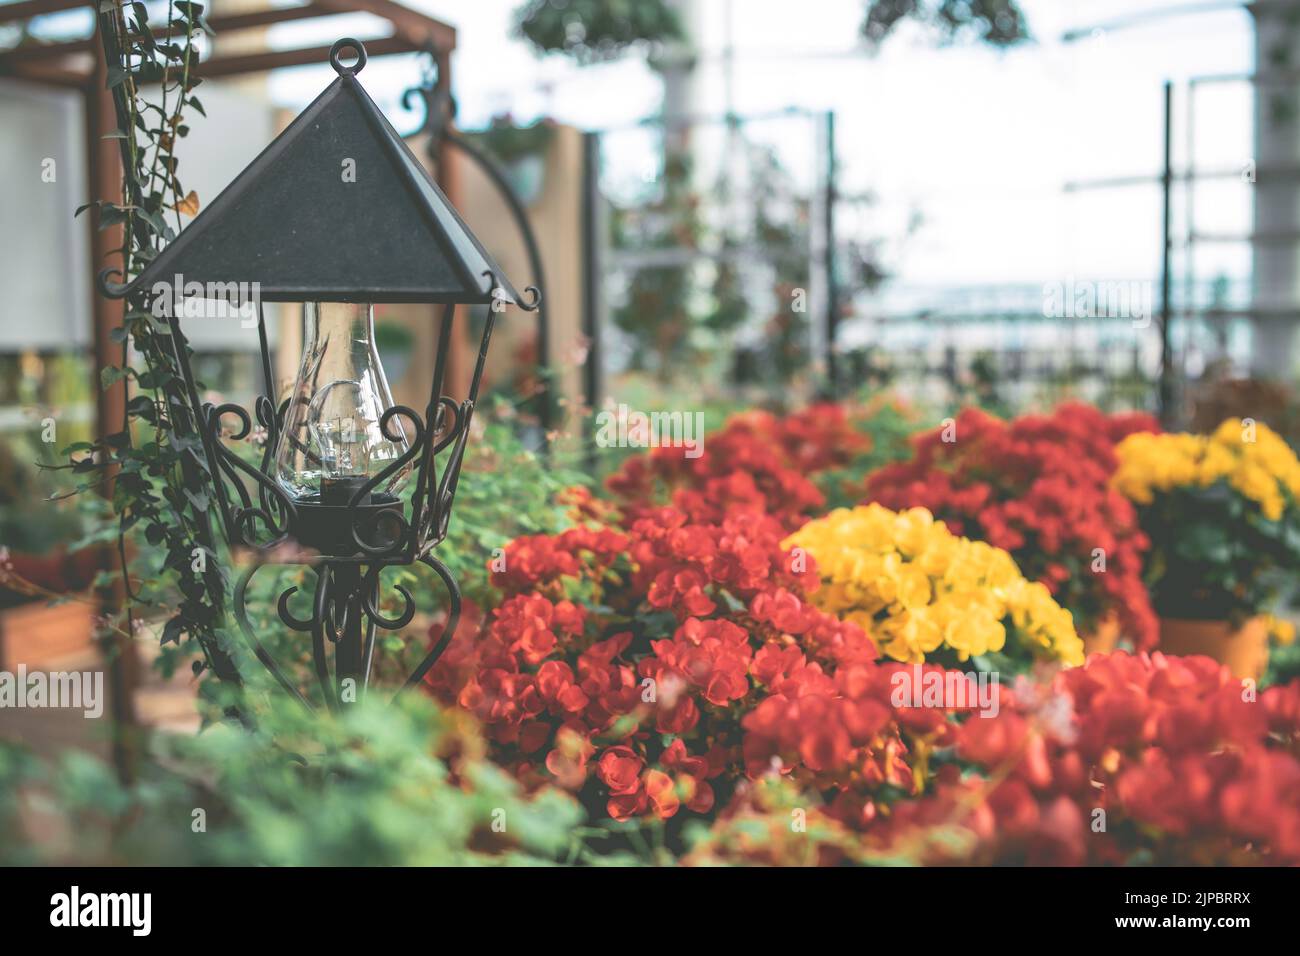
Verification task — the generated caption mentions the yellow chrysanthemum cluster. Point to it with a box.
[1263,613,1298,646]
[1113,419,1300,522]
[784,504,1084,666]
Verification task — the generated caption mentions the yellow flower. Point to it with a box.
[1114,418,1300,524]
[1263,614,1297,646]
[784,504,1082,666]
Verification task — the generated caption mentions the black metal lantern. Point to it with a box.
[97,39,539,711]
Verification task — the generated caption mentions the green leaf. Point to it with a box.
[138,208,168,235]
[100,366,127,388]
[99,205,127,227]
[161,615,185,646]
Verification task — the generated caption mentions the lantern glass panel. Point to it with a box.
[273,301,410,504]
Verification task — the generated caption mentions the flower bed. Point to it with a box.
[691,651,1300,866]
[427,508,889,825]
[421,398,1300,865]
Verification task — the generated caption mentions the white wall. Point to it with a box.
[0,77,277,355]
[0,78,91,351]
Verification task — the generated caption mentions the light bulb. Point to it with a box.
[274,302,411,506]
[307,380,379,504]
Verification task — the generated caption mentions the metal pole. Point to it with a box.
[332,562,363,701]
[1249,4,1300,380]
[824,110,839,394]
[581,131,604,469]
[1159,80,1175,426]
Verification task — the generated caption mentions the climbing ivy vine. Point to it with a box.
[72,3,244,691]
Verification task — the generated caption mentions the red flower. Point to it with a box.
[644,769,681,819]
[605,405,864,530]
[866,402,1159,648]
[607,790,647,822]
[596,745,643,795]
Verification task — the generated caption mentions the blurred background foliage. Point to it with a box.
[0,693,581,866]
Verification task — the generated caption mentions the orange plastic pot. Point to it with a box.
[1157,616,1269,680]
[1082,613,1120,657]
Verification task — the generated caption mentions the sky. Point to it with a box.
[256,0,1257,300]
[17,0,1258,299]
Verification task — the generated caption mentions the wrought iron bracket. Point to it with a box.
[233,552,463,712]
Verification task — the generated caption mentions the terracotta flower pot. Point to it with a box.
[1082,613,1120,657]
[6,549,99,593]
[1157,616,1269,680]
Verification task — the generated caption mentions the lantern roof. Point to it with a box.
[100,38,527,308]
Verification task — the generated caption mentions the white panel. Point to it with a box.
[0,78,91,351]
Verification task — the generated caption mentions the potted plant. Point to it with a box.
[864,403,1161,656]
[0,439,98,666]
[1113,418,1300,677]
[0,440,94,610]
[513,0,685,64]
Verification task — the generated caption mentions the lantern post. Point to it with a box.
[97,39,538,710]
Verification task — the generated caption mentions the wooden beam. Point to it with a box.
[86,28,141,782]
[0,1,456,78]
[0,58,90,87]
[315,0,456,51]
[0,38,94,62]
[205,2,341,33]
[0,4,341,65]
[1,27,431,87]
[0,0,457,38]
[194,33,417,77]
[0,0,86,25]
